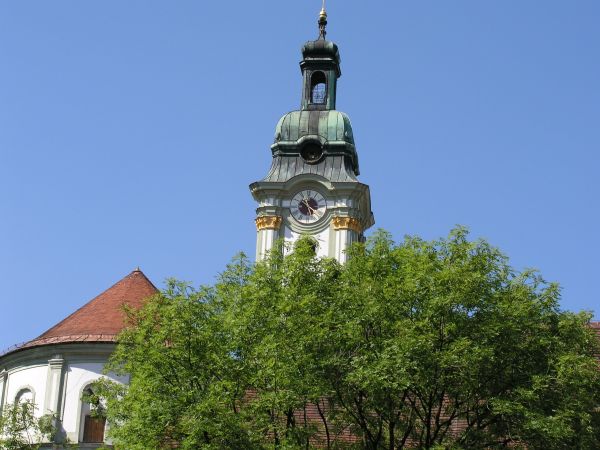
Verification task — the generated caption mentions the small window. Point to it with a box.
[310,72,327,104]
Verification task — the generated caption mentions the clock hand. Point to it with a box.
[298,199,310,216]
[299,197,322,217]
[304,201,317,215]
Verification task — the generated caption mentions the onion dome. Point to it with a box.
[275,110,353,145]
[272,110,358,176]
[301,39,340,75]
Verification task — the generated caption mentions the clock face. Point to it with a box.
[290,190,326,224]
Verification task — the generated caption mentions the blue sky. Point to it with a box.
[1,1,599,351]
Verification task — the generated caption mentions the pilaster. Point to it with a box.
[332,216,362,263]
[45,354,67,443]
[255,215,282,261]
[44,355,65,415]
[0,369,7,415]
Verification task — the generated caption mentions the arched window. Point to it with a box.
[310,71,327,104]
[294,236,318,255]
[79,386,105,444]
[15,388,34,404]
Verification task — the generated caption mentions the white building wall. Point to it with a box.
[0,350,129,448]
[5,364,47,415]
[62,362,127,442]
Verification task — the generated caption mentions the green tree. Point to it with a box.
[93,278,255,450]
[94,229,600,449]
[0,401,64,450]
[315,229,600,449]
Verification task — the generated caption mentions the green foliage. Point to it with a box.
[94,277,256,450]
[94,229,600,449]
[80,389,106,420]
[0,401,66,449]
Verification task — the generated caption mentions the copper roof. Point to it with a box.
[2,269,158,355]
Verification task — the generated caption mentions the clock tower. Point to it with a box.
[250,7,374,263]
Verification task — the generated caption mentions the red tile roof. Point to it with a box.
[39,268,158,339]
[3,269,158,355]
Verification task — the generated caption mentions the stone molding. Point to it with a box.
[255,216,282,231]
[332,216,362,233]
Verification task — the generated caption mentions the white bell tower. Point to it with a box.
[250,7,374,262]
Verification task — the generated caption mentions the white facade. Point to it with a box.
[0,343,126,449]
[3,364,46,412]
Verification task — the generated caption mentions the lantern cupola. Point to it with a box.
[300,7,341,111]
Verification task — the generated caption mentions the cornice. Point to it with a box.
[0,341,116,371]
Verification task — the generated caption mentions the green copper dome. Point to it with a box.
[274,110,354,145]
[271,109,359,175]
[301,39,340,73]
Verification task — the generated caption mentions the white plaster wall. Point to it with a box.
[5,364,47,416]
[61,362,127,437]
[315,228,330,259]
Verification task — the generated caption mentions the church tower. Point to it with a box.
[250,7,374,263]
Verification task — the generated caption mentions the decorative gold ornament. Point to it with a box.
[255,216,283,231]
[318,0,327,39]
[320,0,327,17]
[332,216,362,233]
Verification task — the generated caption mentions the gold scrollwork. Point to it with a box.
[255,216,283,231]
[332,216,362,233]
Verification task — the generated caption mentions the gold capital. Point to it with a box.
[255,215,283,231]
[332,216,362,233]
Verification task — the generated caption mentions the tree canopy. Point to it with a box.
[94,228,600,449]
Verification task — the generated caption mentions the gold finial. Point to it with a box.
[320,0,327,19]
[318,0,328,39]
